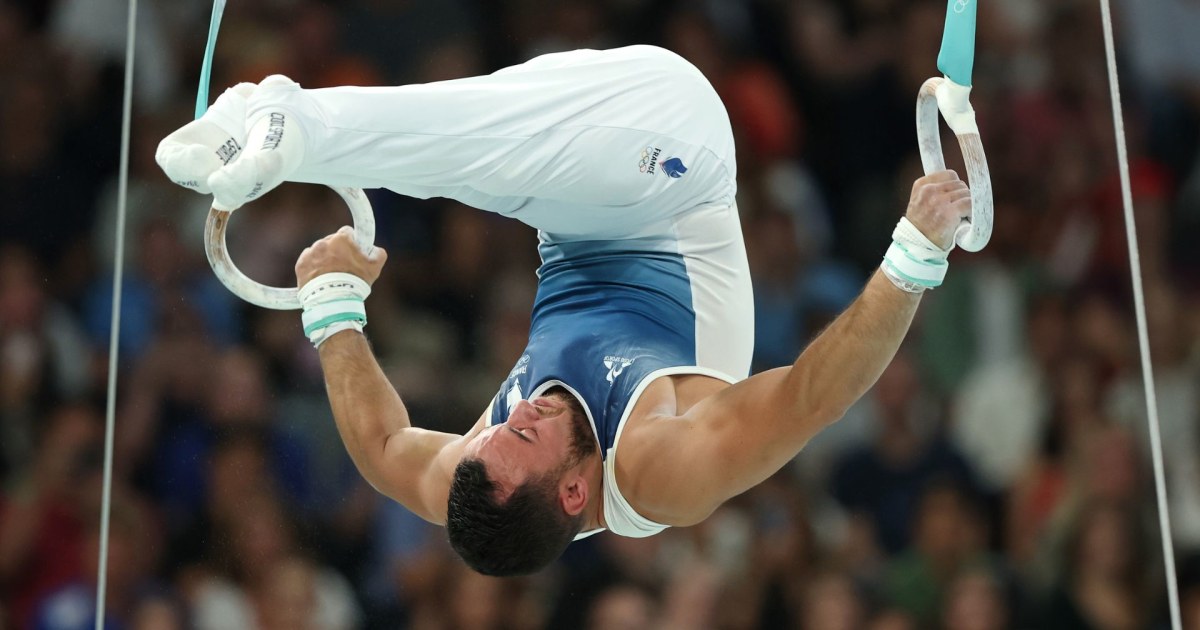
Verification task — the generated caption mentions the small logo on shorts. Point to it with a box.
[603,356,634,383]
[638,147,687,178]
[662,157,688,178]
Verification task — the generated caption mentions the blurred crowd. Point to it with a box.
[2,0,1200,628]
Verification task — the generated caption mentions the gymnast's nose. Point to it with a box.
[508,400,539,426]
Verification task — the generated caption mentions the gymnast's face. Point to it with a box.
[464,394,594,493]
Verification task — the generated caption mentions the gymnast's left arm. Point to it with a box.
[622,171,971,525]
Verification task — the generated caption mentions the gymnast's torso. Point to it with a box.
[486,203,754,537]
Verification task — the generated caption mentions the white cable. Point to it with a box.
[95,0,137,627]
[1098,1,1181,628]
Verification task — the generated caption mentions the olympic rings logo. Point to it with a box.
[638,147,657,171]
[953,0,970,13]
[639,146,659,173]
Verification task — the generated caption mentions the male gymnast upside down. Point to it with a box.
[156,45,973,576]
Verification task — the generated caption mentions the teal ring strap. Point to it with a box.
[195,0,227,118]
[937,0,978,87]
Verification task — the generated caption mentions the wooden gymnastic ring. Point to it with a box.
[916,76,993,252]
[204,186,376,310]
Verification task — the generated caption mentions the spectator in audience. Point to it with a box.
[801,571,867,630]
[449,567,508,630]
[255,556,360,630]
[0,405,99,628]
[129,593,188,630]
[151,347,315,522]
[1032,425,1145,589]
[1116,0,1200,178]
[166,431,274,568]
[186,491,360,630]
[0,248,92,473]
[736,475,820,627]
[883,481,995,626]
[833,351,979,554]
[360,499,449,626]
[657,561,722,630]
[1105,281,1200,551]
[585,585,656,630]
[1006,355,1107,569]
[0,51,107,264]
[29,484,161,630]
[952,291,1068,497]
[940,567,1011,630]
[48,0,177,111]
[1072,290,1135,384]
[84,217,237,360]
[1041,500,1156,630]
[746,207,860,373]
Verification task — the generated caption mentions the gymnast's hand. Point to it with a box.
[155,76,305,212]
[295,227,388,288]
[904,170,972,250]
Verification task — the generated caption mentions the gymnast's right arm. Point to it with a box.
[297,230,468,525]
[317,332,473,525]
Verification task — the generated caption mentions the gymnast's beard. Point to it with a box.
[564,406,598,469]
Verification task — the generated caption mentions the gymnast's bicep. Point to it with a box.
[625,368,826,523]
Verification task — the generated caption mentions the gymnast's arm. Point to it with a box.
[296,231,470,525]
[622,172,970,525]
[316,332,473,525]
[626,271,921,525]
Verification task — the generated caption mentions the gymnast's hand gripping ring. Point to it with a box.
[916,77,993,252]
[203,187,377,310]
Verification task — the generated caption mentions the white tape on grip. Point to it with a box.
[935,79,979,136]
[880,217,950,291]
[309,321,365,347]
[299,273,371,347]
[892,217,950,258]
[299,272,371,304]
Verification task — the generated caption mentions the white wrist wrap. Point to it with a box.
[299,273,370,347]
[880,217,951,293]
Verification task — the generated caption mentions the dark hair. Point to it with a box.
[446,458,582,576]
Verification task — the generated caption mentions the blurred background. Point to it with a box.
[2,0,1200,628]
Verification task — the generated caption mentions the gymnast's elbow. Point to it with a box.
[792,404,850,446]
[780,372,852,438]
[346,434,390,484]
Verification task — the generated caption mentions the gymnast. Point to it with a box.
[156,45,972,576]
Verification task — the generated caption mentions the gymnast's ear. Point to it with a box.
[560,474,588,517]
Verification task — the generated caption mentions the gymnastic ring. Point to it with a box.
[916,76,993,252]
[204,186,377,310]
